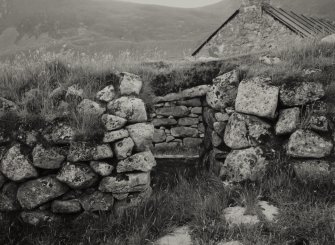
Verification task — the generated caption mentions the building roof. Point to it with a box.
[192,4,335,56]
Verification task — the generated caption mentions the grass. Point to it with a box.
[0,158,334,245]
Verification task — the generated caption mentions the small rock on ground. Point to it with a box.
[154,226,192,245]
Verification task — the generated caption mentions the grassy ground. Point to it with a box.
[0,158,333,245]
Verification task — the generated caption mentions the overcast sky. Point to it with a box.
[118,0,222,8]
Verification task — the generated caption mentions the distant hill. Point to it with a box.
[0,0,334,59]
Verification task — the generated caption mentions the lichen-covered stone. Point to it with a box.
[80,191,114,212]
[57,163,98,189]
[67,142,94,162]
[90,161,114,176]
[0,182,21,211]
[126,123,154,152]
[287,130,333,158]
[101,114,127,131]
[51,123,75,144]
[21,211,59,226]
[223,206,259,226]
[308,115,329,132]
[77,99,105,116]
[275,108,300,135]
[215,112,230,122]
[113,137,135,160]
[152,118,177,127]
[92,144,114,160]
[221,147,268,182]
[107,97,147,123]
[280,82,325,106]
[224,113,271,149]
[0,145,38,182]
[293,160,334,184]
[206,72,239,111]
[51,199,82,214]
[119,72,143,95]
[117,151,156,173]
[96,85,115,102]
[65,85,84,102]
[171,127,198,138]
[178,117,199,126]
[32,144,65,169]
[153,129,166,144]
[103,129,129,143]
[17,176,68,210]
[235,77,279,119]
[99,172,150,193]
[156,106,189,118]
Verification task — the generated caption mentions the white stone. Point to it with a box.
[96,85,116,102]
[120,72,143,95]
[101,114,127,131]
[108,97,147,123]
[113,137,135,160]
[103,129,129,143]
[155,226,192,245]
[223,206,259,226]
[126,123,154,152]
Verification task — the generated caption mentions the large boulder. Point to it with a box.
[51,199,82,214]
[17,176,68,210]
[77,99,105,116]
[224,113,272,149]
[293,160,334,184]
[107,97,147,123]
[57,163,98,189]
[90,161,114,176]
[103,129,129,143]
[156,106,189,118]
[171,127,198,138]
[152,118,177,127]
[80,191,114,212]
[117,151,156,173]
[113,137,135,160]
[221,147,268,182]
[126,123,154,152]
[96,85,115,102]
[275,108,300,135]
[287,130,333,158]
[101,114,127,131]
[235,77,279,119]
[280,82,325,106]
[206,71,240,111]
[119,72,143,96]
[0,182,21,211]
[0,145,38,182]
[99,172,150,193]
[32,145,65,169]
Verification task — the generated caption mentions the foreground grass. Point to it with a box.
[1,160,334,245]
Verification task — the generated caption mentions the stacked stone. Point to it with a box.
[151,85,210,156]
[0,72,156,225]
[203,69,335,185]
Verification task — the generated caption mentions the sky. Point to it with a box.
[118,0,223,8]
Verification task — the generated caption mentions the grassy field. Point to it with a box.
[0,159,333,245]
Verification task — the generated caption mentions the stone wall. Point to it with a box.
[197,2,301,58]
[151,86,210,157]
[202,69,335,185]
[0,72,156,225]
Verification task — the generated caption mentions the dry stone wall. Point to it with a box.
[152,69,335,186]
[0,72,156,225]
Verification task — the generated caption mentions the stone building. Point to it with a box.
[192,0,335,58]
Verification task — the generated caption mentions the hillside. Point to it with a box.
[0,0,334,59]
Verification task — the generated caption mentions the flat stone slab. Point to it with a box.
[235,77,279,119]
[154,226,192,245]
